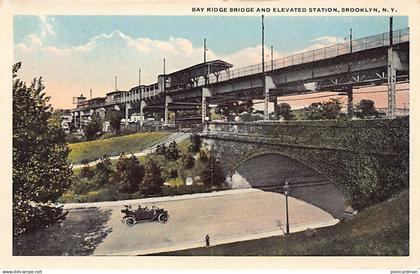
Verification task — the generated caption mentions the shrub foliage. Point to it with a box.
[202,155,225,187]
[114,154,144,193]
[141,160,164,195]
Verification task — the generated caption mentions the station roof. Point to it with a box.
[106,90,123,96]
[167,59,233,84]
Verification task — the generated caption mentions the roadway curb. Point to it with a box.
[64,188,261,210]
[94,218,340,256]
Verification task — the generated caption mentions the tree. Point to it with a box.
[303,102,323,120]
[181,153,195,170]
[166,141,180,161]
[140,160,164,195]
[215,101,254,121]
[85,113,102,140]
[199,148,209,163]
[107,110,123,135]
[189,134,202,153]
[155,143,167,156]
[356,99,378,118]
[94,156,113,186]
[13,62,72,236]
[275,103,294,120]
[214,103,234,120]
[115,154,144,193]
[239,111,263,122]
[321,98,342,119]
[202,155,225,188]
[303,98,342,120]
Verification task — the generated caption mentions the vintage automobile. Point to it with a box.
[121,204,169,226]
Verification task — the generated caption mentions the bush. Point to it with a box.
[79,165,94,179]
[169,169,178,179]
[69,177,97,195]
[64,133,84,144]
[162,185,210,196]
[115,154,145,193]
[80,159,90,165]
[119,127,137,136]
[155,143,167,156]
[140,160,164,195]
[166,141,180,161]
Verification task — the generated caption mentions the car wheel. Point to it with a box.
[125,217,136,226]
[157,213,168,223]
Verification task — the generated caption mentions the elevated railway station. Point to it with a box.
[70,27,409,130]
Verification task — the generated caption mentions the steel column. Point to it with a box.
[164,96,172,125]
[164,98,169,125]
[202,88,211,124]
[140,100,144,128]
[273,98,278,120]
[347,86,354,118]
[125,103,129,127]
[202,94,207,124]
[387,17,396,119]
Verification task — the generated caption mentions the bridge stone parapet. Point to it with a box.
[200,117,408,209]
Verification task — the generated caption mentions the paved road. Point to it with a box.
[69,189,338,255]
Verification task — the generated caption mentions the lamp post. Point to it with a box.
[283,181,291,235]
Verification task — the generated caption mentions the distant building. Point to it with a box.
[55,109,73,133]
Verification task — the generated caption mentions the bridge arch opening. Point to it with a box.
[228,152,346,218]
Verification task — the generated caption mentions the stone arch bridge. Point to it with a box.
[199,118,409,218]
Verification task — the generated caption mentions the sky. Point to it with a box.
[13,16,409,109]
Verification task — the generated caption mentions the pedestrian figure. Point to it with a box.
[205,234,210,247]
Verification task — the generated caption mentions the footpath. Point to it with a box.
[71,132,190,170]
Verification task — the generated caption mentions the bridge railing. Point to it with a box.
[202,118,409,156]
[198,28,409,86]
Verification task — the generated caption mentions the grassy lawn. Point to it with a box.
[177,138,192,154]
[157,189,409,256]
[292,108,306,120]
[68,132,170,163]
[13,207,112,256]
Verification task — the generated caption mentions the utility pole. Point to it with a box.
[163,58,166,75]
[262,15,269,121]
[163,58,169,125]
[388,16,396,119]
[204,38,207,63]
[139,68,144,129]
[347,28,353,119]
[271,45,274,71]
[115,76,118,91]
[90,88,92,99]
[138,68,141,86]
